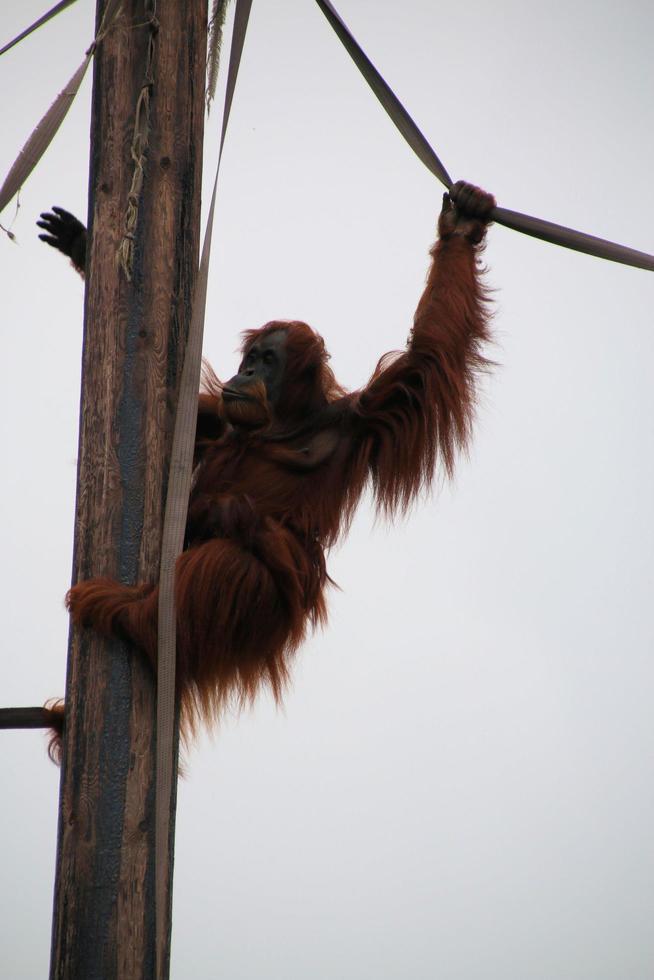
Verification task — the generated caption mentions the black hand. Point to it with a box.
[37,206,87,272]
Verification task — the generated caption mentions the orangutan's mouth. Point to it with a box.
[222,387,257,403]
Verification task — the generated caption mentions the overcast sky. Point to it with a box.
[1,1,653,978]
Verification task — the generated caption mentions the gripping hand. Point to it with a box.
[438,181,495,245]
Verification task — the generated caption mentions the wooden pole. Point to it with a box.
[50,2,207,977]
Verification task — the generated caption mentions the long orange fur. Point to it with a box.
[64,195,493,744]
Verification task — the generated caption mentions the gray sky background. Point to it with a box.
[1,1,653,978]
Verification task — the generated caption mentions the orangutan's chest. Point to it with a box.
[197,428,342,497]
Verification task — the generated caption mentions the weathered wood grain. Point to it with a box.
[50,3,207,977]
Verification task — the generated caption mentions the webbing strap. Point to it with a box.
[314,0,654,273]
[0,0,78,58]
[154,2,253,976]
[0,55,91,216]
[491,205,654,272]
[314,0,452,188]
[0,0,122,218]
